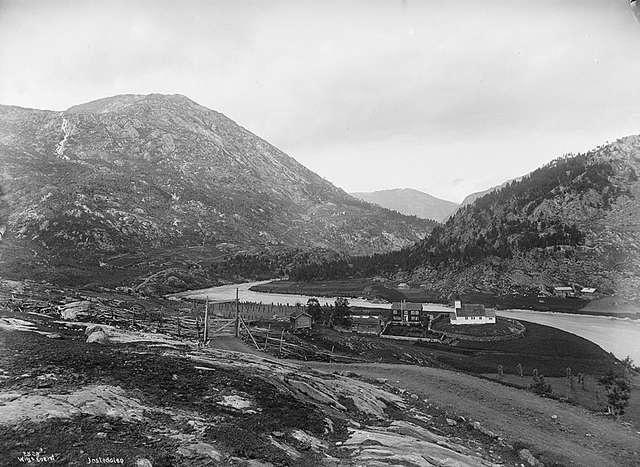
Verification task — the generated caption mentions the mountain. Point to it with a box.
[459,177,520,208]
[351,188,458,222]
[293,137,640,302]
[0,94,434,290]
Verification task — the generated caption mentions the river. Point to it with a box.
[173,281,640,362]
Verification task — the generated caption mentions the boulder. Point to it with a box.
[176,442,223,462]
[518,448,543,466]
[62,300,91,311]
[86,330,109,344]
[60,309,79,320]
[85,325,104,336]
[60,300,91,320]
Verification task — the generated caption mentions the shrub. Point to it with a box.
[530,374,553,396]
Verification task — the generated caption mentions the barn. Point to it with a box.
[450,301,496,325]
[290,312,312,332]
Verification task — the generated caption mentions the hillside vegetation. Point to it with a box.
[293,138,640,302]
[0,94,434,291]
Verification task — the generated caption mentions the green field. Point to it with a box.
[288,320,621,379]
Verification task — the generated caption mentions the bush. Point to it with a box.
[332,297,352,327]
[530,374,553,396]
[598,370,631,416]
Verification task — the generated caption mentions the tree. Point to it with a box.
[598,371,631,417]
[332,297,352,327]
[306,298,323,324]
[621,356,636,379]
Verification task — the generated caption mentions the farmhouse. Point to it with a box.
[581,287,597,297]
[397,283,410,290]
[450,301,496,325]
[553,286,574,298]
[390,302,427,326]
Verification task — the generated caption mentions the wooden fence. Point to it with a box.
[209,301,306,321]
[84,299,308,343]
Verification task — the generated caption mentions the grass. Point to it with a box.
[288,320,620,382]
[421,320,621,377]
[482,372,640,426]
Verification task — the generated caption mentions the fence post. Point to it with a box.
[265,324,270,351]
[279,329,285,356]
[203,300,209,344]
[235,289,240,338]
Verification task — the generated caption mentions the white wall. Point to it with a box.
[450,316,496,326]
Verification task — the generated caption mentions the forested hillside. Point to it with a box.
[292,137,640,302]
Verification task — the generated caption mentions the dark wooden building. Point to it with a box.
[390,302,428,326]
[290,312,312,332]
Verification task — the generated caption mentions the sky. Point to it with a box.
[1,0,640,203]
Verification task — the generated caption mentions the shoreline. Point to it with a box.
[173,279,640,362]
[172,279,640,320]
[247,280,639,319]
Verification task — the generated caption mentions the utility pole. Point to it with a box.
[235,288,240,337]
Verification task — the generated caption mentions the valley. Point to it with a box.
[2,93,640,466]
[176,280,640,363]
[4,1,640,465]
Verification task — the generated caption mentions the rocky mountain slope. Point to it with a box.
[352,188,458,222]
[459,177,520,208]
[294,137,640,302]
[0,94,434,289]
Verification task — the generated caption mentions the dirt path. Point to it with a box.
[307,362,640,466]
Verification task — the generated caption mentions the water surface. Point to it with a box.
[174,281,640,362]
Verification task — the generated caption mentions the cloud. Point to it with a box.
[1,0,639,202]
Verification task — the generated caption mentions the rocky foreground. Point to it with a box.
[1,278,639,466]
[0,278,534,466]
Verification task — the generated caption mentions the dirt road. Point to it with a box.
[307,362,640,466]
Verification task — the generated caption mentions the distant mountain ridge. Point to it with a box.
[0,93,434,290]
[352,188,459,222]
[293,137,640,303]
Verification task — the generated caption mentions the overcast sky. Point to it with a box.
[2,0,640,202]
